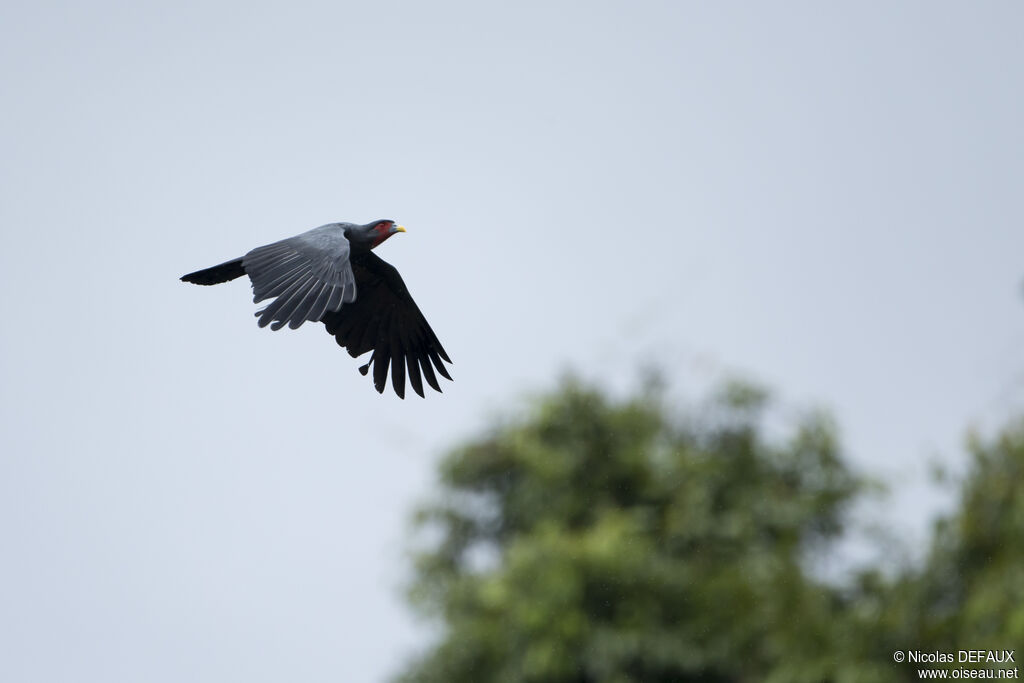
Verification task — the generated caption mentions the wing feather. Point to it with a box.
[406,353,424,398]
[319,251,452,398]
[255,263,310,302]
[429,349,453,381]
[390,336,406,398]
[373,346,391,394]
[326,286,345,312]
[306,281,337,323]
[275,277,320,331]
[288,280,329,329]
[242,224,354,330]
[260,273,316,330]
[419,350,441,392]
[251,253,302,276]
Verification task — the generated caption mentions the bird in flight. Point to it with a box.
[181,219,452,398]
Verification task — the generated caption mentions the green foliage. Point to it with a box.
[901,420,1024,654]
[396,378,1024,682]
[399,379,865,682]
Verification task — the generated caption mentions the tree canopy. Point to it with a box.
[396,378,1022,682]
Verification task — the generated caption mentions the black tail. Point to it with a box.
[181,258,246,285]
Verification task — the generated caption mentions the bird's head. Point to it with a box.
[349,219,405,249]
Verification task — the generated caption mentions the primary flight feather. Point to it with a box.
[181,219,452,398]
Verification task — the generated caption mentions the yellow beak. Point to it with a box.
[395,225,407,233]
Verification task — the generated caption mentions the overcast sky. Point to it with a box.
[3,1,1023,681]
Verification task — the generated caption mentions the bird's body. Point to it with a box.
[181,220,452,398]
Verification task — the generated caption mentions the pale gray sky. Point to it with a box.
[2,1,1023,681]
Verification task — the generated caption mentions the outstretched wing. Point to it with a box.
[321,251,452,398]
[242,225,356,331]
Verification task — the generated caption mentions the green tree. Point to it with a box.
[886,419,1024,673]
[397,378,895,683]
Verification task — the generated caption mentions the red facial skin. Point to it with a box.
[371,221,394,248]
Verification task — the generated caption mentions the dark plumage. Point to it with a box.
[181,219,452,398]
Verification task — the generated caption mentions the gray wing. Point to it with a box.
[242,224,357,331]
